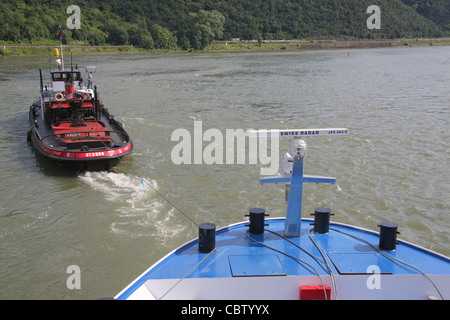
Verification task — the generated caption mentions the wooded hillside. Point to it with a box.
[0,0,448,50]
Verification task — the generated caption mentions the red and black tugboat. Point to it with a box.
[28,49,133,170]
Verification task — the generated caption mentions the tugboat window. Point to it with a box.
[52,73,63,81]
[71,72,80,81]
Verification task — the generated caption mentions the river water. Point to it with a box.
[0,46,448,299]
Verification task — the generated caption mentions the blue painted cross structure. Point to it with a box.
[260,151,336,238]
[254,128,348,237]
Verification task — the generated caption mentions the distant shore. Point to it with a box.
[1,38,449,56]
[248,38,450,49]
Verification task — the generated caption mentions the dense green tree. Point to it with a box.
[150,24,177,49]
[179,34,192,50]
[179,10,225,49]
[140,34,155,49]
[104,22,128,45]
[87,27,107,46]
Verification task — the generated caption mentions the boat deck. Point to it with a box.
[116,218,450,300]
[32,103,130,149]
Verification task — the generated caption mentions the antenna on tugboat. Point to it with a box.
[56,26,65,70]
[39,69,43,92]
[60,34,64,70]
[251,128,349,237]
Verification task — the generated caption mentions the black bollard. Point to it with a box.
[245,208,269,235]
[378,221,400,251]
[198,223,216,253]
[311,207,334,234]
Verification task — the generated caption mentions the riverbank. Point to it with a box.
[1,38,450,56]
[0,44,144,56]
[211,38,450,51]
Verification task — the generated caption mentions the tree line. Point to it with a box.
[0,0,447,50]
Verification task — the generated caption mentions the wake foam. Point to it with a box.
[78,171,187,243]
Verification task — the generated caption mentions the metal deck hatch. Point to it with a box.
[328,253,394,274]
[228,254,286,277]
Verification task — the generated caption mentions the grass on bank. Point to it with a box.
[1,38,450,56]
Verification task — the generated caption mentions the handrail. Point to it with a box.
[40,130,130,142]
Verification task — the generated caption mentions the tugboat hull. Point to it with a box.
[28,96,133,170]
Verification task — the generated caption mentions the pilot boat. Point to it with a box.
[115,129,450,300]
[28,48,132,170]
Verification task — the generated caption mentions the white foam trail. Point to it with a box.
[78,171,187,242]
[78,171,151,202]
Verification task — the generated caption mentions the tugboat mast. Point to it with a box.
[59,31,64,70]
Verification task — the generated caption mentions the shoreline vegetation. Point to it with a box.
[1,38,450,57]
[2,1,448,58]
